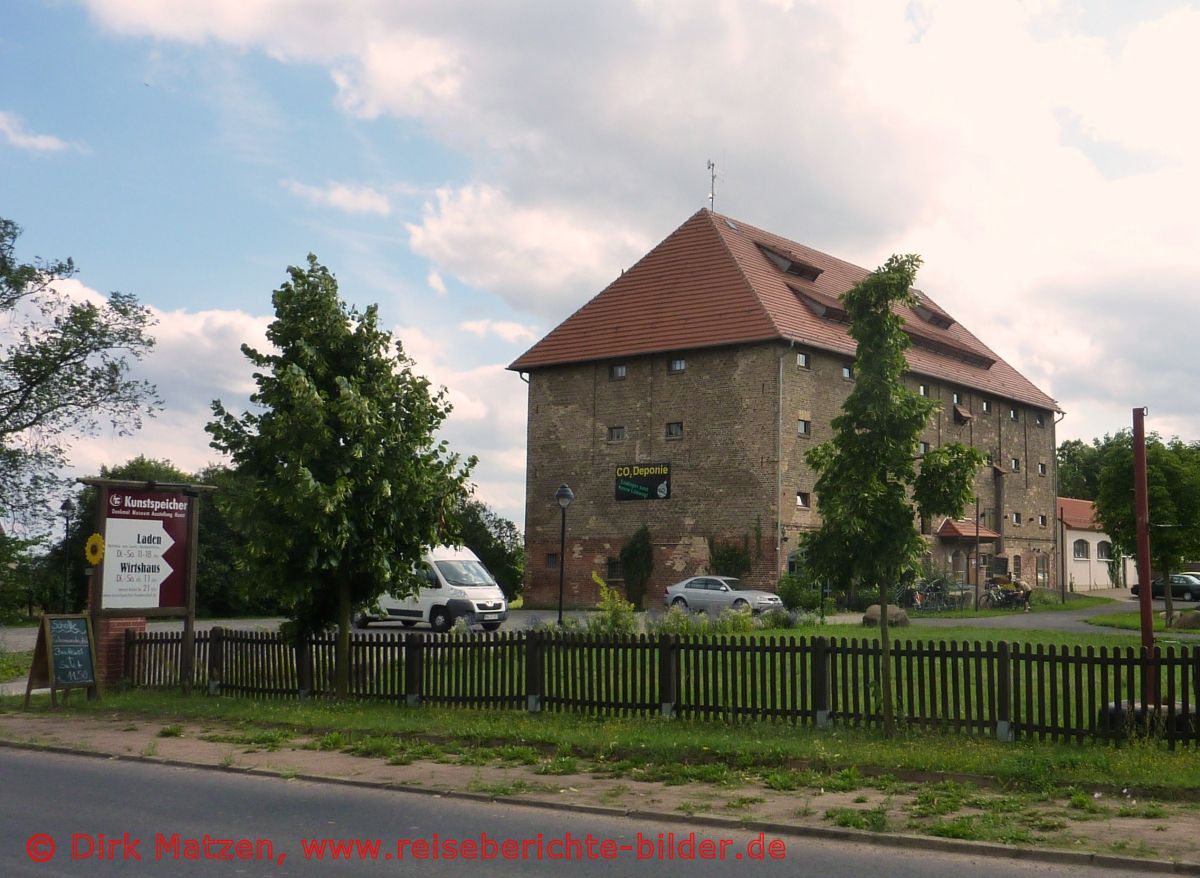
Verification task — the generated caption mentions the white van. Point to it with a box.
[356,545,509,632]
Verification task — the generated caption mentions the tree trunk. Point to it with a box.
[335,577,351,698]
[878,578,894,737]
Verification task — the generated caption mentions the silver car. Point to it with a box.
[663,576,783,614]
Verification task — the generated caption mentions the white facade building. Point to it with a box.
[1058,497,1134,591]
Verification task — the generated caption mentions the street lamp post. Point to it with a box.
[555,484,574,626]
[60,498,76,613]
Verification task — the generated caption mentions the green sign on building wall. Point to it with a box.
[615,463,671,501]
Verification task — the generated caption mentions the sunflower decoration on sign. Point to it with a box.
[84,533,106,566]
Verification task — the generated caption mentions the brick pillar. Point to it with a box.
[95,617,145,688]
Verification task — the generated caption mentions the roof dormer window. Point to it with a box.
[757,244,823,282]
[912,291,956,329]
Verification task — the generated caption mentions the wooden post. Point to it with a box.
[813,636,830,728]
[405,633,423,707]
[996,641,1013,741]
[180,490,201,695]
[123,627,136,684]
[658,634,678,718]
[207,626,225,696]
[525,631,543,713]
[294,629,312,699]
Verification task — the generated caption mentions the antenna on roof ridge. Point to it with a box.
[707,159,716,211]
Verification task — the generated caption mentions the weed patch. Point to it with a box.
[824,804,889,832]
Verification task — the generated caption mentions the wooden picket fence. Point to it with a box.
[124,628,1200,745]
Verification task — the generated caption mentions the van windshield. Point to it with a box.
[435,560,496,587]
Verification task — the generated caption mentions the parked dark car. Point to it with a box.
[663,576,783,614]
[1131,573,1200,600]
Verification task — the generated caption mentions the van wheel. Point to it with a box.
[353,612,371,630]
[430,606,453,633]
[482,622,501,632]
[400,620,417,628]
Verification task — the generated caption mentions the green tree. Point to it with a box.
[0,218,158,530]
[619,525,654,609]
[1095,433,1200,626]
[192,463,286,617]
[1057,437,1107,501]
[207,256,474,696]
[453,499,524,600]
[803,254,983,736]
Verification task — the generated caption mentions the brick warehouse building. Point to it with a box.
[509,210,1061,608]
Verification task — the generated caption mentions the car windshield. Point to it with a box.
[435,560,495,587]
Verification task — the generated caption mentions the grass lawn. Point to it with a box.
[8,688,1200,797]
[1084,611,1200,636]
[0,650,33,683]
[751,622,1148,650]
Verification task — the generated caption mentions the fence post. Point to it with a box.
[659,634,678,718]
[405,633,423,707]
[123,627,136,685]
[295,630,312,699]
[207,626,224,696]
[996,641,1013,742]
[526,631,543,713]
[813,636,830,728]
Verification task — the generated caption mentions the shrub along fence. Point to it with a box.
[124,628,1200,746]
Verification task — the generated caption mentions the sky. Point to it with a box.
[3,0,1199,534]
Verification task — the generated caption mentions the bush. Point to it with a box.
[754,607,805,630]
[710,606,756,634]
[647,605,697,636]
[619,526,654,609]
[586,572,638,635]
[709,538,751,579]
[777,574,823,611]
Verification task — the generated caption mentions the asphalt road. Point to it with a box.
[0,748,1139,877]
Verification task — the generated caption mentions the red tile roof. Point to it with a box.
[936,519,1003,540]
[509,209,1060,411]
[1057,497,1100,531]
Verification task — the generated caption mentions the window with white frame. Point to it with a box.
[952,390,963,404]
[796,351,810,369]
[607,426,625,441]
[1073,539,1090,560]
[797,418,811,437]
[1009,406,1019,421]
[1097,541,1112,561]
[918,383,929,397]
[796,491,811,509]
[609,363,627,380]
[665,421,684,440]
[919,441,931,454]
[1039,514,1047,526]
[1011,457,1021,472]
[982,399,991,414]
[668,358,686,374]
[1012,511,1022,525]
[841,364,854,380]
[1038,462,1047,476]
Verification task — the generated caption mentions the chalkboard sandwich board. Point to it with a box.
[24,614,99,707]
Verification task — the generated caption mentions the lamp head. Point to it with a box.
[555,484,574,509]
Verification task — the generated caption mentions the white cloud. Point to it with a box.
[459,319,536,345]
[407,185,648,317]
[283,180,392,216]
[427,270,447,296]
[0,111,72,152]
